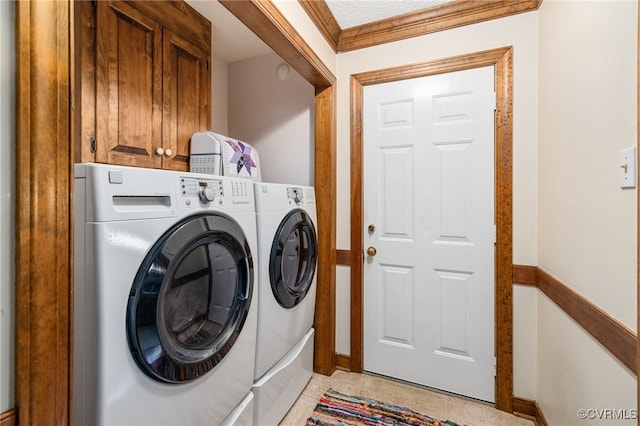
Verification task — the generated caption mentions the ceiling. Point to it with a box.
[186,0,273,63]
[187,0,537,61]
[187,0,459,63]
[324,0,455,29]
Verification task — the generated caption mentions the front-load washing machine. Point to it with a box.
[251,183,318,425]
[73,163,258,426]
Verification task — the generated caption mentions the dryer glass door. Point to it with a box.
[269,209,317,308]
[126,213,254,383]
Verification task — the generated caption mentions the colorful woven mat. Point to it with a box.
[306,388,460,426]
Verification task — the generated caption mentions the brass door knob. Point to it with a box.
[366,246,377,257]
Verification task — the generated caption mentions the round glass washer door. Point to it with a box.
[269,209,317,309]
[126,213,254,384]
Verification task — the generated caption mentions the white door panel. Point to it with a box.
[378,264,414,347]
[363,66,495,402]
[379,147,414,239]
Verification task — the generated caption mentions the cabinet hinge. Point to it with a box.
[90,136,96,154]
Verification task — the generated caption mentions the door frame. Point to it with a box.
[349,47,514,411]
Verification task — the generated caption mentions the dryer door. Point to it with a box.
[127,213,254,383]
[269,209,317,309]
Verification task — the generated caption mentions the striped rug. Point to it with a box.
[306,388,460,426]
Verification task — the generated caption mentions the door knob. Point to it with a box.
[164,148,173,157]
[155,147,164,156]
[366,246,377,257]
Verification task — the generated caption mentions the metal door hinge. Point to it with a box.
[90,136,96,154]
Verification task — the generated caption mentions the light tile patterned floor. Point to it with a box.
[280,370,534,426]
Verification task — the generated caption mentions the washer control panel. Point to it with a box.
[180,177,223,204]
[287,187,304,204]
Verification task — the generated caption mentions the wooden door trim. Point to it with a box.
[15,1,72,424]
[0,409,16,426]
[513,265,637,374]
[349,47,514,412]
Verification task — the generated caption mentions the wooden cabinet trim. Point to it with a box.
[124,0,211,49]
[162,29,211,171]
[79,0,211,169]
[95,0,164,168]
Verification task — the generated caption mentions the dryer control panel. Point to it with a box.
[230,180,251,204]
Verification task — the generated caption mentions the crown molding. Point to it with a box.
[300,0,542,53]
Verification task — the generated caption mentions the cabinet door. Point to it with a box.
[96,1,163,168]
[162,30,211,171]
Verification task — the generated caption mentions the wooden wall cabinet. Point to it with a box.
[77,0,211,171]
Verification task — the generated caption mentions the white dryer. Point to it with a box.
[252,182,318,426]
[73,163,258,426]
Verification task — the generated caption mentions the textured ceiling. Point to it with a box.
[324,0,455,28]
[186,0,460,63]
[187,0,273,63]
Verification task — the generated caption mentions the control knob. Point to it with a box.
[292,189,302,204]
[198,186,216,203]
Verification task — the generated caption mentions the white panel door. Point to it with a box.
[363,66,495,402]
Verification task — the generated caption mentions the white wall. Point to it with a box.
[0,0,15,412]
[335,12,540,399]
[228,53,315,186]
[271,0,337,75]
[537,1,637,424]
[211,55,229,135]
[539,0,637,330]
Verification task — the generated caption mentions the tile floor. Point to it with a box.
[280,370,534,426]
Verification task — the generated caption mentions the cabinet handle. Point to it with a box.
[164,148,173,157]
[155,147,164,156]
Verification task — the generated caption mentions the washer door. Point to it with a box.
[127,213,254,383]
[269,209,317,309]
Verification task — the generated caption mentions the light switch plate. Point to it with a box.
[619,146,636,189]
